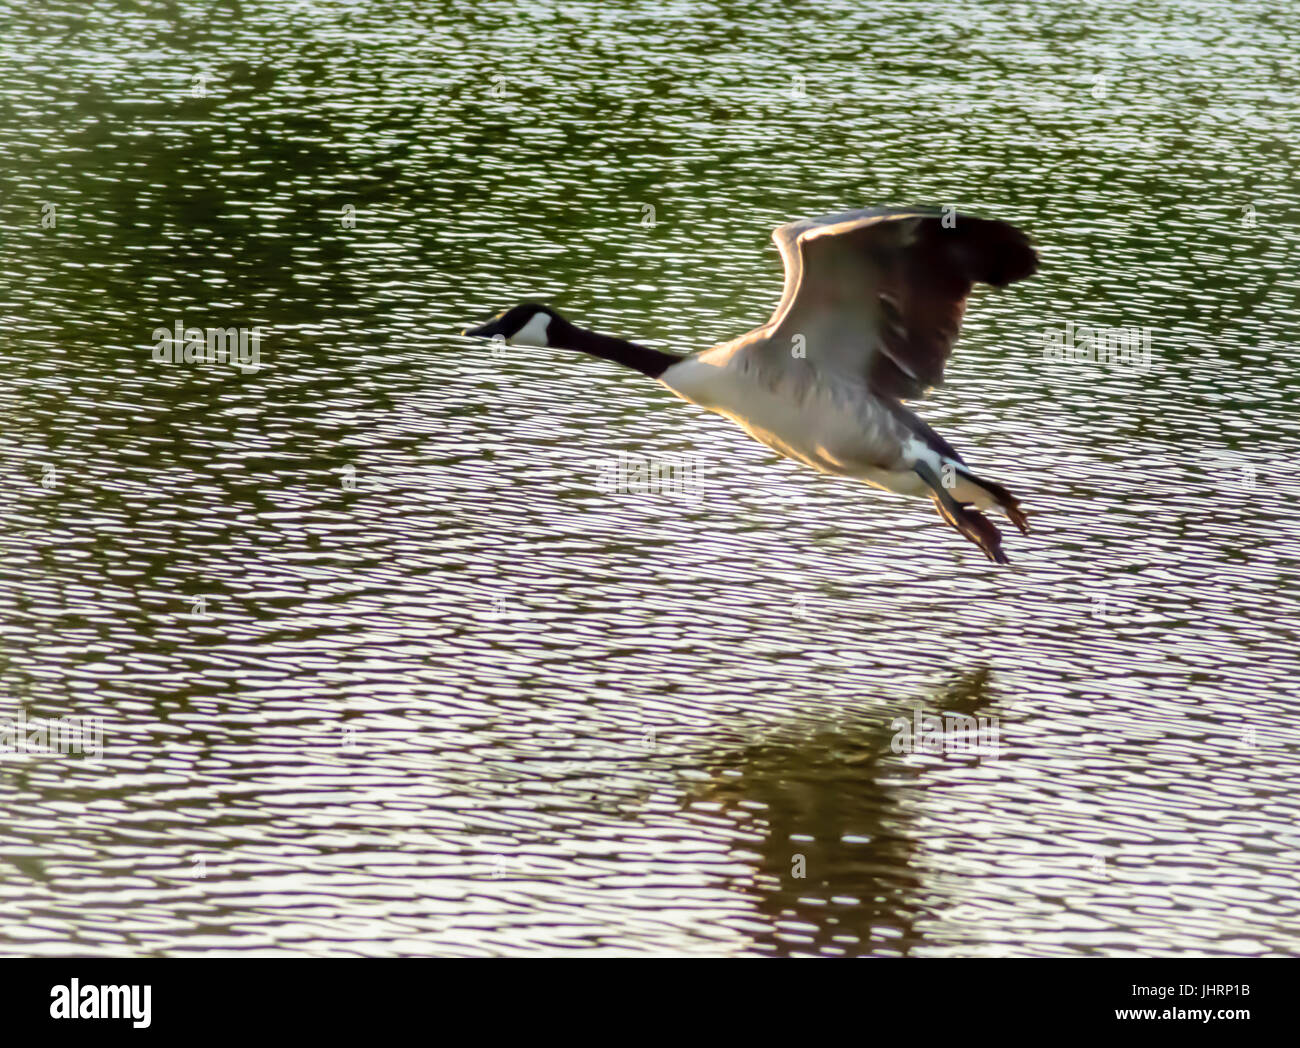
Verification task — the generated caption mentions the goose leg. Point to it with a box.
[914,463,1010,564]
[954,469,1031,535]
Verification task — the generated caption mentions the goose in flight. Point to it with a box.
[464,206,1039,563]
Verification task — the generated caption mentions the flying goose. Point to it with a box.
[464,206,1039,563]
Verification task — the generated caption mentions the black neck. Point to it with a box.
[551,319,682,378]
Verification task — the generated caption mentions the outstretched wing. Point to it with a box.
[764,206,1038,399]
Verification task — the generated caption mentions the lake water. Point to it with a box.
[2,0,1299,956]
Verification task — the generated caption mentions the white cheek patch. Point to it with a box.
[511,313,552,347]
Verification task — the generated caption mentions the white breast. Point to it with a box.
[659,352,908,483]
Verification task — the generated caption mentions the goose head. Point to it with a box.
[462,303,563,347]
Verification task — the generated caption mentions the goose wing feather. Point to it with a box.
[763,207,1038,399]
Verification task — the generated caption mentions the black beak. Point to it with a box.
[462,318,502,339]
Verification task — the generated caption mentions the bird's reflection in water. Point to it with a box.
[687,668,995,957]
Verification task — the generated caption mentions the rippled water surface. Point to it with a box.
[2,0,1300,956]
